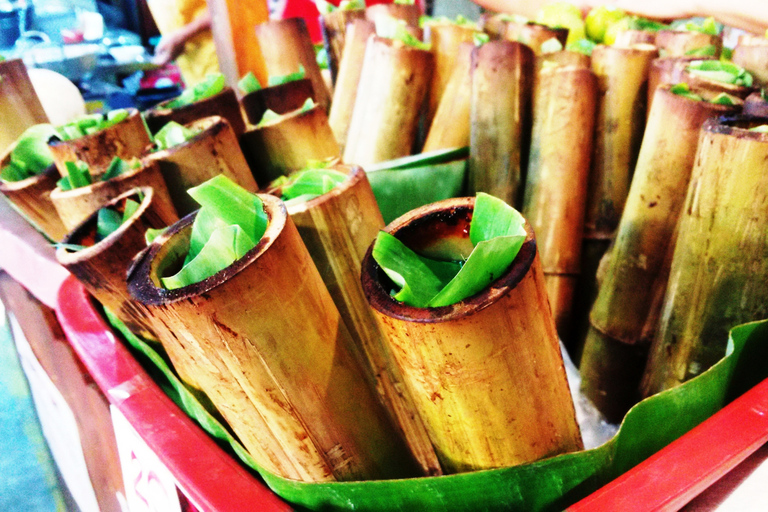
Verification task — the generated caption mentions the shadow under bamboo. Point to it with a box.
[655,29,722,58]
[641,115,768,396]
[239,78,315,126]
[320,8,366,85]
[503,21,569,56]
[0,59,48,153]
[254,18,332,113]
[145,116,257,216]
[144,87,247,136]
[361,197,583,474]
[241,105,340,187]
[522,63,597,338]
[128,194,421,482]
[0,163,67,242]
[328,19,376,151]
[48,108,151,180]
[468,40,533,207]
[343,36,434,166]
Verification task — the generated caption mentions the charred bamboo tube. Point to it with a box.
[0,59,48,153]
[254,18,332,112]
[581,85,739,420]
[0,165,67,242]
[321,8,366,84]
[145,116,257,216]
[647,55,715,114]
[469,40,534,207]
[732,42,768,87]
[239,78,315,126]
[361,197,583,474]
[365,3,421,27]
[343,37,434,166]
[504,21,569,56]
[328,19,376,151]
[424,22,478,130]
[522,64,597,337]
[50,159,178,232]
[641,115,768,396]
[48,109,150,179]
[241,106,340,186]
[613,30,656,46]
[144,87,246,136]
[744,92,768,117]
[128,194,421,482]
[277,165,441,475]
[655,29,722,57]
[423,42,474,152]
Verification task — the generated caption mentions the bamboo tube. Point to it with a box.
[50,158,177,232]
[744,92,768,117]
[144,87,246,136]
[254,18,332,113]
[241,105,340,186]
[424,22,478,131]
[343,37,434,166]
[468,40,534,207]
[537,49,591,70]
[328,19,376,151]
[128,194,421,482]
[732,42,768,87]
[239,78,315,126]
[613,30,656,46]
[478,12,507,39]
[48,109,151,180]
[522,64,597,337]
[641,115,768,396]
[361,197,583,474]
[504,21,569,56]
[0,162,67,241]
[145,116,257,216]
[655,29,722,57]
[365,3,421,27]
[273,164,441,475]
[647,55,715,114]
[678,66,755,101]
[423,42,474,152]
[320,8,367,84]
[0,59,48,154]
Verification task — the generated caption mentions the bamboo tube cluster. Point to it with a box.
[522,62,597,337]
[343,37,434,166]
[128,194,420,482]
[469,40,533,207]
[642,116,768,396]
[0,162,67,242]
[144,88,246,136]
[0,59,48,154]
[580,85,739,421]
[320,8,366,84]
[145,116,257,215]
[239,78,316,126]
[654,29,722,58]
[254,18,332,113]
[48,109,151,179]
[361,197,583,474]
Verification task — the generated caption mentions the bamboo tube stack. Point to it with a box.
[128,194,421,482]
[580,85,740,421]
[361,197,583,474]
[642,115,768,396]
[343,36,434,166]
[0,59,48,154]
[145,116,257,215]
[522,61,597,338]
[239,78,316,126]
[320,8,366,84]
[469,40,533,207]
[254,18,332,112]
[144,87,246,136]
[654,29,722,57]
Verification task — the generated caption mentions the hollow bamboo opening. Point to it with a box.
[144,87,246,136]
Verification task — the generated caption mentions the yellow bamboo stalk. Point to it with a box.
[343,36,434,166]
[320,8,367,84]
[504,21,568,56]
[328,19,376,151]
[254,18,332,112]
[241,105,340,186]
[239,78,315,126]
[145,87,246,136]
[128,194,421,481]
[0,59,48,154]
[361,197,582,474]
[642,116,768,396]
[48,109,151,180]
[469,40,534,207]
[655,29,722,57]
[145,116,257,215]
[522,64,597,337]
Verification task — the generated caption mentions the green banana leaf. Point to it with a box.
[105,304,768,511]
[238,72,262,95]
[366,147,469,224]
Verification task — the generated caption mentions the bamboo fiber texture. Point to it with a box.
[361,197,583,474]
[128,194,420,482]
[145,116,257,215]
[343,37,434,166]
[50,159,178,231]
[642,116,768,396]
[0,59,48,154]
[48,109,151,180]
[522,63,597,336]
[320,8,366,84]
[144,88,246,136]
[284,165,441,475]
[254,18,332,112]
[469,40,533,208]
[0,162,67,241]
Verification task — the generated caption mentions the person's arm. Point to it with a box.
[153,9,213,65]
